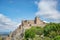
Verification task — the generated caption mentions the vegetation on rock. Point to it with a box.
[24,23,60,40]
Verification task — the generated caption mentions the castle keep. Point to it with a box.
[5,16,46,40]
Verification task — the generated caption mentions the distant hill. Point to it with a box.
[0,32,10,36]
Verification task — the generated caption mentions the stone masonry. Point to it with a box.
[22,16,46,29]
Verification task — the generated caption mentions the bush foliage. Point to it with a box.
[24,23,60,40]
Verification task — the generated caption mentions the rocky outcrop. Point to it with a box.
[5,25,24,40]
[5,16,46,40]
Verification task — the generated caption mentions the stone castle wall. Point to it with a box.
[22,16,46,29]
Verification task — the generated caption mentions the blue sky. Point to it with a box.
[0,0,60,32]
[0,0,38,21]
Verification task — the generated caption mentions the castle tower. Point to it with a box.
[35,16,42,24]
[22,20,24,26]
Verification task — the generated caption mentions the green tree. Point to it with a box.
[54,35,60,40]
[44,37,52,40]
[49,31,57,38]
[35,27,44,36]
[44,23,60,38]
[25,28,35,40]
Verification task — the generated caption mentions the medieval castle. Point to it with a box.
[22,16,46,29]
[5,16,46,40]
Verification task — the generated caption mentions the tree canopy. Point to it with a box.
[24,23,60,40]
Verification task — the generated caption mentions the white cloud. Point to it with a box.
[0,13,19,32]
[35,0,60,23]
[43,21,49,23]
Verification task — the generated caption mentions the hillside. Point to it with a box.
[5,16,46,40]
[4,17,60,40]
[24,23,60,40]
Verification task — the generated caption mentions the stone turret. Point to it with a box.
[35,16,41,24]
[35,16,45,25]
